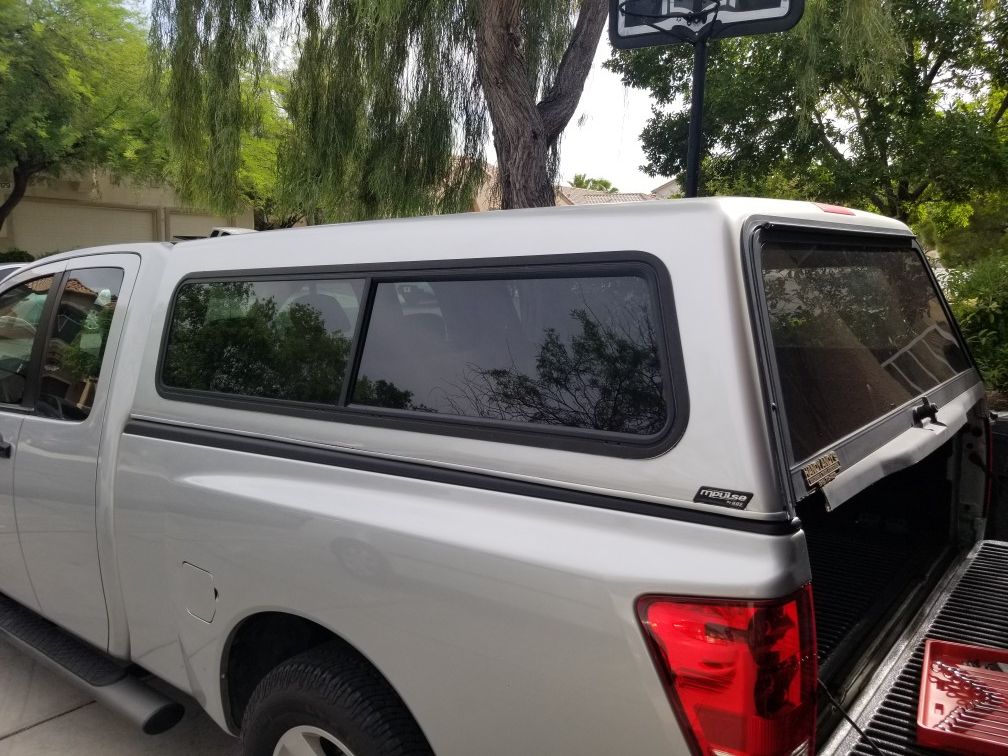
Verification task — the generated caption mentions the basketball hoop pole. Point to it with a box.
[684,37,708,198]
[611,1,807,197]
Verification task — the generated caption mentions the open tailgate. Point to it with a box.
[824,540,1008,755]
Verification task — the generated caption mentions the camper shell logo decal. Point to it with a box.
[693,487,753,510]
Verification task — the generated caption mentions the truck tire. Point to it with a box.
[240,642,434,756]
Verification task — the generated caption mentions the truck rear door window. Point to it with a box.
[352,273,668,435]
[761,241,970,462]
[162,278,365,403]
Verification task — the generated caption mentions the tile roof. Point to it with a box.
[556,186,661,205]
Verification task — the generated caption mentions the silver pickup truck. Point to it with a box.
[0,198,1000,756]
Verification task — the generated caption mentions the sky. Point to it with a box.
[550,41,669,194]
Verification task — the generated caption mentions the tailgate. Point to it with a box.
[824,540,1008,754]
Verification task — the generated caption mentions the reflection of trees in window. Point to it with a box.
[61,305,115,381]
[448,306,666,434]
[764,253,930,353]
[164,282,353,403]
[353,377,414,410]
[762,247,968,392]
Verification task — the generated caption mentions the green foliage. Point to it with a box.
[923,192,1008,267]
[0,249,33,263]
[571,173,619,193]
[608,0,1008,221]
[947,254,1008,392]
[150,0,597,219]
[241,80,303,230]
[0,0,169,191]
[168,74,303,229]
[60,305,115,382]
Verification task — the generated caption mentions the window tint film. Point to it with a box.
[761,242,971,462]
[353,273,668,435]
[37,268,124,421]
[163,278,365,403]
[0,275,53,405]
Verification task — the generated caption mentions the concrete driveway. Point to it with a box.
[0,639,239,755]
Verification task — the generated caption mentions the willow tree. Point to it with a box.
[150,0,607,219]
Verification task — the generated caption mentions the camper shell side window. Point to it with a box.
[157,252,689,458]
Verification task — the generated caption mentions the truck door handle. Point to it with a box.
[0,436,12,459]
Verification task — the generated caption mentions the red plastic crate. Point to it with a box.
[918,639,1008,754]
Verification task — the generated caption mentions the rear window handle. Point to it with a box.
[912,397,943,427]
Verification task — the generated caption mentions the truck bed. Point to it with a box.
[824,540,1008,754]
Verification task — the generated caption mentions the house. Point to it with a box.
[555,186,660,206]
[0,171,254,258]
[471,164,663,211]
[651,179,681,199]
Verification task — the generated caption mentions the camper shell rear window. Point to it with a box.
[157,252,687,458]
[752,228,973,471]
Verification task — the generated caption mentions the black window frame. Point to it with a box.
[156,251,689,459]
[742,217,982,505]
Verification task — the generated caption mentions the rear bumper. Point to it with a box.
[822,540,1008,754]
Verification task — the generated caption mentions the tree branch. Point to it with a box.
[992,92,1008,127]
[923,53,949,90]
[908,180,931,204]
[868,192,890,213]
[811,109,850,167]
[536,0,608,145]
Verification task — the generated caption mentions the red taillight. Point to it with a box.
[637,585,817,756]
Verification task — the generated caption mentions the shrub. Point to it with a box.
[946,254,1008,394]
[0,248,34,263]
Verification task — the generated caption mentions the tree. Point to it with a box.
[0,0,168,231]
[608,0,1008,222]
[241,83,304,230]
[571,173,619,193]
[150,0,608,219]
[169,74,305,230]
[916,190,1008,266]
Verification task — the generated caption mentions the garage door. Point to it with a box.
[12,201,157,257]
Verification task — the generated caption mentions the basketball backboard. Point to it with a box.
[610,0,805,49]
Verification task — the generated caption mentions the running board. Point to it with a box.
[0,592,183,734]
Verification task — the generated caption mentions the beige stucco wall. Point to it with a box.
[0,171,253,257]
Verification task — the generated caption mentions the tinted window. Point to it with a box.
[352,273,667,435]
[163,278,365,403]
[0,276,53,405]
[761,242,971,462]
[37,268,124,421]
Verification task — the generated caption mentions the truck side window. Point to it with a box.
[352,273,668,436]
[0,275,54,406]
[162,278,366,403]
[36,268,125,421]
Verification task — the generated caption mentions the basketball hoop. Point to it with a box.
[611,0,804,49]
[609,0,805,197]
